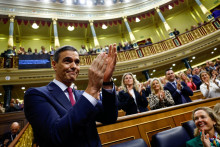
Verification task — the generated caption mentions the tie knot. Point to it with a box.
[67,87,73,94]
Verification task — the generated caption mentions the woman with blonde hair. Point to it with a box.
[179,72,197,91]
[149,78,174,110]
[186,107,220,147]
[118,72,148,115]
[200,71,220,98]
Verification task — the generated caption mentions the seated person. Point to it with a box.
[186,107,220,147]
[173,28,180,36]
[149,78,174,110]
[200,71,220,98]
[39,46,48,54]
[0,102,5,113]
[79,45,87,55]
[118,72,148,115]
[123,42,130,50]
[117,43,123,52]
[145,39,152,45]
[0,122,20,147]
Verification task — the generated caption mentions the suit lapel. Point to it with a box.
[48,82,72,110]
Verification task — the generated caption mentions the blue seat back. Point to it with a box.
[152,126,191,147]
[182,120,196,139]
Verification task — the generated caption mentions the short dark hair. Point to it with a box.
[165,69,173,75]
[53,46,78,62]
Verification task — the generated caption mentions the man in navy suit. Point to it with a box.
[24,45,118,147]
[164,69,193,105]
[192,67,202,90]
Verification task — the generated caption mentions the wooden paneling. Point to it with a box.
[0,111,27,137]
[99,126,141,147]
[97,97,220,147]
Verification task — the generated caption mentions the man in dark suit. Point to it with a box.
[192,67,202,90]
[164,69,193,105]
[24,45,118,147]
[0,122,20,147]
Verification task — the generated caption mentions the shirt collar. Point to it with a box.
[53,79,74,92]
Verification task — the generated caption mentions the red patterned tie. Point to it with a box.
[67,87,75,106]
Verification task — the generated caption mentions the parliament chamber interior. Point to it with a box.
[0,0,220,146]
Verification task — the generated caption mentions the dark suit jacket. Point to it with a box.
[118,89,148,115]
[186,135,203,147]
[192,75,202,90]
[24,82,117,147]
[164,81,193,105]
[0,132,19,147]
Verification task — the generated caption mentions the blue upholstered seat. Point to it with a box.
[110,138,148,147]
[151,126,191,147]
[182,120,196,139]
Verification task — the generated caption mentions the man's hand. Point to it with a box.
[103,44,117,82]
[85,44,117,99]
[85,53,108,99]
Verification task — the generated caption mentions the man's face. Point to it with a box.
[166,70,175,82]
[11,123,20,135]
[194,68,200,75]
[52,50,80,87]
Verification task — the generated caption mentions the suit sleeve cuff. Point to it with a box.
[83,92,98,106]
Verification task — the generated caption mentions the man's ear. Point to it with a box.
[52,60,57,71]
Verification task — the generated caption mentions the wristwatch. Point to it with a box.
[103,78,113,86]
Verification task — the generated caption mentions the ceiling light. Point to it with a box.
[190,60,193,62]
[87,0,93,6]
[153,69,156,72]
[150,73,153,75]
[79,0,86,4]
[66,0,72,5]
[21,87,25,90]
[172,64,176,66]
[135,17,140,22]
[106,0,112,6]
[170,67,173,69]
[214,48,217,50]
[68,26,75,31]
[0,93,2,96]
[168,5,173,10]
[102,24,108,29]
[113,78,117,81]
[124,0,130,2]
[32,23,39,29]
[24,91,26,93]
[211,52,214,54]
[44,0,50,3]
[192,56,196,59]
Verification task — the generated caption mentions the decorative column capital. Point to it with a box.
[8,15,15,22]
[89,20,94,23]
[155,7,160,12]
[123,16,127,22]
[52,18,57,24]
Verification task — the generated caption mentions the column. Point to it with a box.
[8,15,15,49]
[142,70,150,81]
[123,16,136,44]
[194,0,213,21]
[52,18,60,49]
[182,58,192,69]
[89,20,100,48]
[156,7,174,38]
[3,85,13,112]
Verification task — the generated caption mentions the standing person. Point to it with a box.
[179,72,197,91]
[0,122,20,147]
[149,78,174,110]
[199,71,220,98]
[164,69,193,105]
[24,45,118,147]
[192,67,202,90]
[186,107,220,147]
[118,72,148,115]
